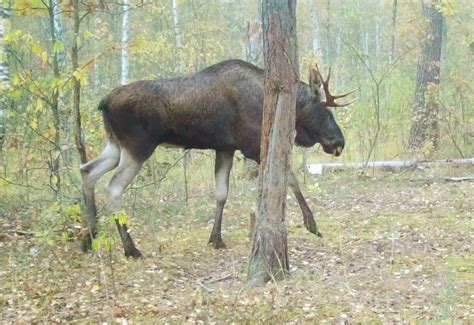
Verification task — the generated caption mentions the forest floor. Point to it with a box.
[1,164,473,323]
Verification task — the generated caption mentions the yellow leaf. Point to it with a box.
[36,99,44,112]
[83,30,94,40]
[32,43,42,56]
[41,51,48,64]
[53,41,63,53]
[30,117,38,130]
[72,70,82,82]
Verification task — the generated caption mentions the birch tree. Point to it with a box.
[172,0,182,48]
[248,0,298,286]
[0,0,10,149]
[121,0,130,85]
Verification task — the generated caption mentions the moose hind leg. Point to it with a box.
[106,149,144,258]
[209,151,234,249]
[80,143,120,251]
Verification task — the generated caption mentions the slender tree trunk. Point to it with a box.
[120,0,130,85]
[409,0,443,150]
[0,1,10,149]
[72,0,87,164]
[48,0,62,192]
[390,0,398,63]
[172,0,182,48]
[91,14,100,88]
[325,0,331,65]
[243,20,262,179]
[247,0,298,286]
[309,0,321,57]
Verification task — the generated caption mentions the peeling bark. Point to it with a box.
[247,0,298,286]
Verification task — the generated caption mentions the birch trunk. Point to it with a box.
[247,0,298,286]
[309,0,321,57]
[0,1,10,149]
[121,0,130,85]
[172,0,182,48]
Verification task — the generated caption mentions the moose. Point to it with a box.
[80,59,354,258]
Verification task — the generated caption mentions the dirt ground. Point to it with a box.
[1,165,473,323]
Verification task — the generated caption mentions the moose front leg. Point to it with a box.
[288,170,322,237]
[209,150,234,249]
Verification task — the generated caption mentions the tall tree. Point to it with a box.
[409,0,444,150]
[172,0,182,48]
[247,0,298,286]
[309,0,321,57]
[121,0,130,85]
[390,0,398,63]
[47,0,63,192]
[0,0,10,149]
[325,0,332,65]
[72,0,87,164]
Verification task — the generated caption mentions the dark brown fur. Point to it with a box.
[101,59,344,163]
[82,60,345,257]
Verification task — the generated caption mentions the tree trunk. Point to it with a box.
[243,20,262,179]
[309,0,321,57]
[247,0,298,286]
[120,0,130,85]
[72,0,87,164]
[0,1,10,149]
[172,0,182,48]
[245,20,262,65]
[409,0,443,150]
[325,0,331,65]
[390,0,398,63]
[48,0,62,193]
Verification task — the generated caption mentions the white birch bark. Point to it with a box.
[309,0,321,57]
[0,1,10,146]
[52,0,65,65]
[121,0,130,85]
[172,0,182,48]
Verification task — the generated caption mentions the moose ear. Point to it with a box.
[309,66,322,97]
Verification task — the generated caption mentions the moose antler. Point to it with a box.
[315,64,357,107]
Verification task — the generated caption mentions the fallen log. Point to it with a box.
[306,158,474,175]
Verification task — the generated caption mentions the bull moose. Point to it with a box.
[80,59,354,258]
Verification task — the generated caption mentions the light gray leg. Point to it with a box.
[105,149,143,258]
[209,150,234,249]
[288,170,322,237]
[80,143,120,251]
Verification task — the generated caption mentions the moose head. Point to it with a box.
[295,64,356,157]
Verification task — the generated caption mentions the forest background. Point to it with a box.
[0,0,473,322]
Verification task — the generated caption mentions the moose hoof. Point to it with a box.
[208,235,226,249]
[304,218,322,237]
[80,234,94,253]
[125,247,143,259]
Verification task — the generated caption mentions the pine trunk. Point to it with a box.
[409,0,443,150]
[247,0,298,286]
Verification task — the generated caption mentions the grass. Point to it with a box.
[1,164,473,323]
